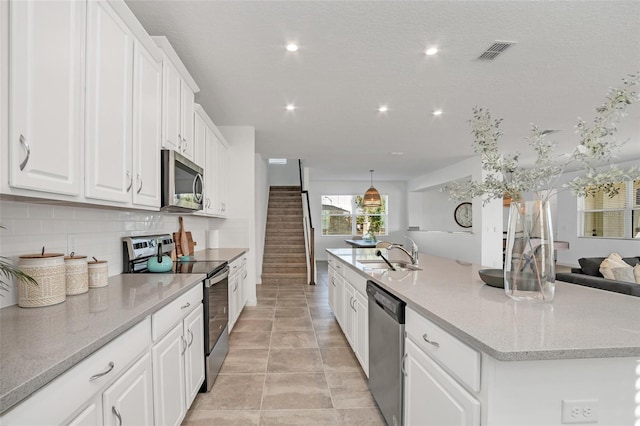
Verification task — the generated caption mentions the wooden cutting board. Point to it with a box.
[173,231,196,256]
[178,216,189,256]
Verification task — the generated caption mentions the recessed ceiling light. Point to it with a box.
[425,47,438,56]
[391,152,404,156]
[286,43,298,52]
[285,104,296,111]
[378,105,389,113]
[432,109,443,116]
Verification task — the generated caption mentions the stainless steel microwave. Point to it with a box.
[161,149,204,212]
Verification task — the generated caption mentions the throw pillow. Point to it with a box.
[634,264,640,284]
[611,267,636,283]
[599,259,616,280]
[578,257,606,277]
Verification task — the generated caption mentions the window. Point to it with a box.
[321,195,388,236]
[579,179,640,239]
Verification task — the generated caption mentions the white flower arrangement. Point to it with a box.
[445,72,640,203]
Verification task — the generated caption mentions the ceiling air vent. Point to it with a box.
[477,41,516,61]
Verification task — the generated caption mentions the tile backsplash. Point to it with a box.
[0,200,221,308]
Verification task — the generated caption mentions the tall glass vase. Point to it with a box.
[504,200,555,302]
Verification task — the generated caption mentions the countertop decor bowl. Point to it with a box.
[478,269,504,288]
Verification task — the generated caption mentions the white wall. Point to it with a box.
[0,200,224,308]
[555,159,640,267]
[218,126,257,305]
[267,161,299,186]
[255,154,269,283]
[407,157,503,268]
[310,179,408,261]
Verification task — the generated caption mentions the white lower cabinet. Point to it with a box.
[103,353,154,426]
[404,338,480,426]
[228,257,246,331]
[67,398,101,426]
[327,254,368,376]
[151,288,204,426]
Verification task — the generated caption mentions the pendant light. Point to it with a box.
[363,170,382,208]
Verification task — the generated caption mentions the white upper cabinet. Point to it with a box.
[84,0,162,208]
[131,40,162,208]
[152,36,199,162]
[8,0,84,196]
[85,0,134,204]
[193,105,207,168]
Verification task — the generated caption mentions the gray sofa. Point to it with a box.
[556,256,640,297]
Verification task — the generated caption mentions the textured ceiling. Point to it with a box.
[126,0,640,181]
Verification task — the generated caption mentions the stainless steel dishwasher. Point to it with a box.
[367,280,406,426]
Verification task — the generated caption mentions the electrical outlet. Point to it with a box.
[561,399,598,424]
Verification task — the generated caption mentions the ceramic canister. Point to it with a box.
[17,253,66,308]
[88,260,109,288]
[64,255,88,295]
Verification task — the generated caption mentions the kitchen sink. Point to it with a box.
[357,259,422,271]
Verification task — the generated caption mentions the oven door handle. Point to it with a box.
[205,266,229,287]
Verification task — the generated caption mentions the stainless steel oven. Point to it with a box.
[202,265,229,391]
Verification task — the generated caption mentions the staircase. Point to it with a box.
[261,186,308,286]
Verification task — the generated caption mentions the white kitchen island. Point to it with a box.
[327,248,640,426]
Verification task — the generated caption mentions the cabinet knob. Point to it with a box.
[181,302,191,310]
[136,174,143,194]
[125,171,133,192]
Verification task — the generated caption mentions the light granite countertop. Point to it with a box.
[327,248,640,361]
[0,273,205,414]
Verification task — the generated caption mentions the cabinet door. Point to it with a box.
[131,40,162,208]
[342,282,355,346]
[334,274,344,327]
[152,322,186,426]
[194,111,207,169]
[404,338,480,426]
[354,290,369,376]
[228,274,240,331]
[180,80,195,160]
[9,0,84,195]
[217,140,228,216]
[161,59,181,151]
[202,127,217,215]
[184,304,205,407]
[85,0,133,203]
[328,266,336,313]
[103,353,154,426]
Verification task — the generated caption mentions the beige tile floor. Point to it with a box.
[183,262,386,426]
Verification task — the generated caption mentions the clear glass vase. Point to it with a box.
[504,200,555,302]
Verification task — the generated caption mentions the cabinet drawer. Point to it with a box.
[152,283,202,341]
[1,318,151,425]
[406,307,480,392]
[333,259,345,277]
[344,266,366,295]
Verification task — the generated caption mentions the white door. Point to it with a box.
[184,304,205,407]
[103,353,154,426]
[152,323,186,426]
[342,282,355,346]
[354,290,369,376]
[9,0,84,195]
[180,80,195,160]
[161,59,181,151]
[131,40,162,208]
[404,338,480,426]
[85,0,133,203]
[194,111,207,169]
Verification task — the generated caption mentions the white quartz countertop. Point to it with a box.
[190,248,248,263]
[0,273,204,414]
[327,248,640,361]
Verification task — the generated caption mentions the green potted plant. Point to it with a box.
[0,226,37,293]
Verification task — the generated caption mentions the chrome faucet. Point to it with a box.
[388,236,419,265]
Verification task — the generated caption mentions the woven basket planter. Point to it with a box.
[18,253,66,308]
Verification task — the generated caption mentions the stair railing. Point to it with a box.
[299,159,315,285]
